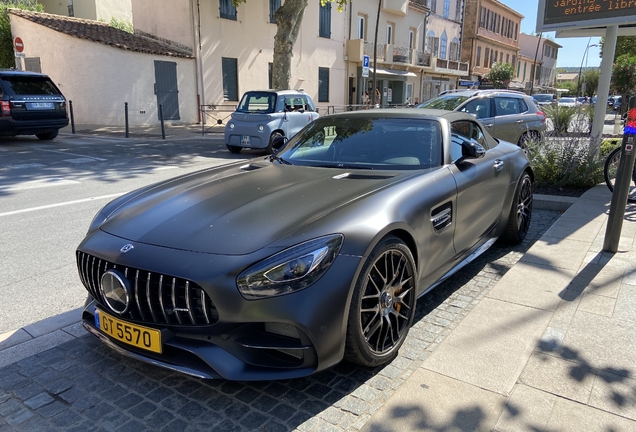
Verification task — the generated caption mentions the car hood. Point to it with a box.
[99,162,406,255]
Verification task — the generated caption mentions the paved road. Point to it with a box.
[0,133,260,334]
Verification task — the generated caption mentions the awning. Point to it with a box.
[369,68,417,77]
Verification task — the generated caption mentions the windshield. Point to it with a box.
[277,117,443,170]
[560,98,575,103]
[533,94,553,102]
[3,76,61,95]
[417,94,470,110]
[236,92,277,114]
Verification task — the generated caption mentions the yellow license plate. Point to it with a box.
[95,309,162,354]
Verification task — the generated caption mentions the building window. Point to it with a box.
[318,67,329,102]
[479,7,485,27]
[319,1,331,38]
[268,62,273,89]
[427,31,439,56]
[221,57,238,101]
[499,52,503,62]
[456,0,462,21]
[409,29,415,50]
[517,60,520,77]
[358,15,366,40]
[440,32,447,60]
[450,38,459,61]
[491,49,496,66]
[506,53,510,63]
[483,48,489,68]
[476,46,481,67]
[514,23,518,40]
[269,0,280,23]
[431,0,437,13]
[386,23,393,44]
[443,0,450,18]
[219,0,237,20]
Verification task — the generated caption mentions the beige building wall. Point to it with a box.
[39,0,131,22]
[197,2,347,111]
[131,0,193,48]
[10,14,198,126]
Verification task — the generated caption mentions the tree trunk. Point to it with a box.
[272,0,307,90]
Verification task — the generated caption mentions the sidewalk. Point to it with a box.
[59,122,225,140]
[362,185,636,431]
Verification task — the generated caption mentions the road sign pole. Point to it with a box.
[603,96,636,253]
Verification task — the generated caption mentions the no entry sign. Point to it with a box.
[13,37,24,53]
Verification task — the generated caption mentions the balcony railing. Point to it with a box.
[392,45,412,64]
[435,57,469,74]
[363,41,386,63]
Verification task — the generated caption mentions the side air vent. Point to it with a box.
[431,202,452,231]
[240,163,262,171]
[333,173,394,180]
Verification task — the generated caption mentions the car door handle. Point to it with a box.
[484,123,493,127]
[516,120,524,123]
[493,160,504,172]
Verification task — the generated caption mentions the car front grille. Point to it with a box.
[76,251,219,326]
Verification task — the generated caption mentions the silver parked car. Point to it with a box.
[417,90,546,146]
[225,90,319,154]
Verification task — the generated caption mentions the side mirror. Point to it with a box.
[272,135,287,151]
[460,140,486,160]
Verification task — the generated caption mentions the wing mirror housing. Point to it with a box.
[461,140,486,160]
[272,135,287,151]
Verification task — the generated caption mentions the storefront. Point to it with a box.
[356,67,418,107]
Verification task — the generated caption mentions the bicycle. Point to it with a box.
[604,146,636,203]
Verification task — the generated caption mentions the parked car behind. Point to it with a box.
[224,90,319,154]
[417,89,546,146]
[0,70,68,140]
[532,94,556,107]
[557,97,578,107]
[608,95,622,111]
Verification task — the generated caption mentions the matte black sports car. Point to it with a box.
[77,109,533,380]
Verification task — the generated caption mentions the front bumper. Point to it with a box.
[77,230,362,380]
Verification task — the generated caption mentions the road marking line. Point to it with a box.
[0,193,124,217]
[26,146,107,161]
[0,177,81,192]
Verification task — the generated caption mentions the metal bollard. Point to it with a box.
[614,115,622,135]
[125,102,129,138]
[159,104,166,140]
[69,100,75,134]
[603,96,636,252]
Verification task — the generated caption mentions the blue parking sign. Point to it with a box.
[363,55,369,68]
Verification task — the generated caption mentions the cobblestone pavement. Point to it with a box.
[0,209,561,432]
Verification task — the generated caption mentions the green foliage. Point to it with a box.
[600,36,636,61]
[581,69,599,98]
[527,137,605,188]
[611,54,636,96]
[109,17,133,34]
[0,1,43,68]
[600,138,621,156]
[558,81,577,96]
[543,104,577,135]
[486,62,514,89]
[233,0,349,10]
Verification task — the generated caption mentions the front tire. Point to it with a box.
[344,236,416,367]
[36,130,59,140]
[604,147,636,203]
[501,172,533,244]
[226,144,242,154]
[266,131,283,155]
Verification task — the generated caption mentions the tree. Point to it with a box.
[0,0,43,68]
[233,0,347,90]
[581,68,600,98]
[611,54,636,114]
[487,62,514,89]
[599,36,636,61]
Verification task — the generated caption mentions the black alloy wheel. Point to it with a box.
[345,236,416,367]
[501,172,533,244]
[266,131,283,155]
[35,130,59,140]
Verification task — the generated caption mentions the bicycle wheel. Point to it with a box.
[604,147,636,203]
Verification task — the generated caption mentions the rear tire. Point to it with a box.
[35,130,59,141]
[226,144,242,154]
[344,236,416,367]
[501,172,533,245]
[604,147,636,203]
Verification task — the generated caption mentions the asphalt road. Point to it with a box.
[0,133,260,334]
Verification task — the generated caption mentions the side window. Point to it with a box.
[519,99,529,112]
[460,98,491,119]
[494,97,521,116]
[451,120,488,162]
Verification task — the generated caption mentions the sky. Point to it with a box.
[498,0,602,68]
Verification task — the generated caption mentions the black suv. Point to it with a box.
[0,70,68,140]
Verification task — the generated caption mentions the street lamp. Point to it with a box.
[577,41,599,99]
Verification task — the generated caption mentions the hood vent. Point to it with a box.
[431,202,452,231]
[240,163,262,171]
[333,173,394,180]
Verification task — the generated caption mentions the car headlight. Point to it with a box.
[237,234,344,300]
[229,122,235,129]
[258,125,264,131]
[88,208,109,233]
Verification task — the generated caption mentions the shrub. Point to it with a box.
[527,136,605,188]
[543,104,577,135]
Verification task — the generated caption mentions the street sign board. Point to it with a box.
[537,0,636,32]
[13,37,24,53]
[362,55,369,78]
[14,52,25,58]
